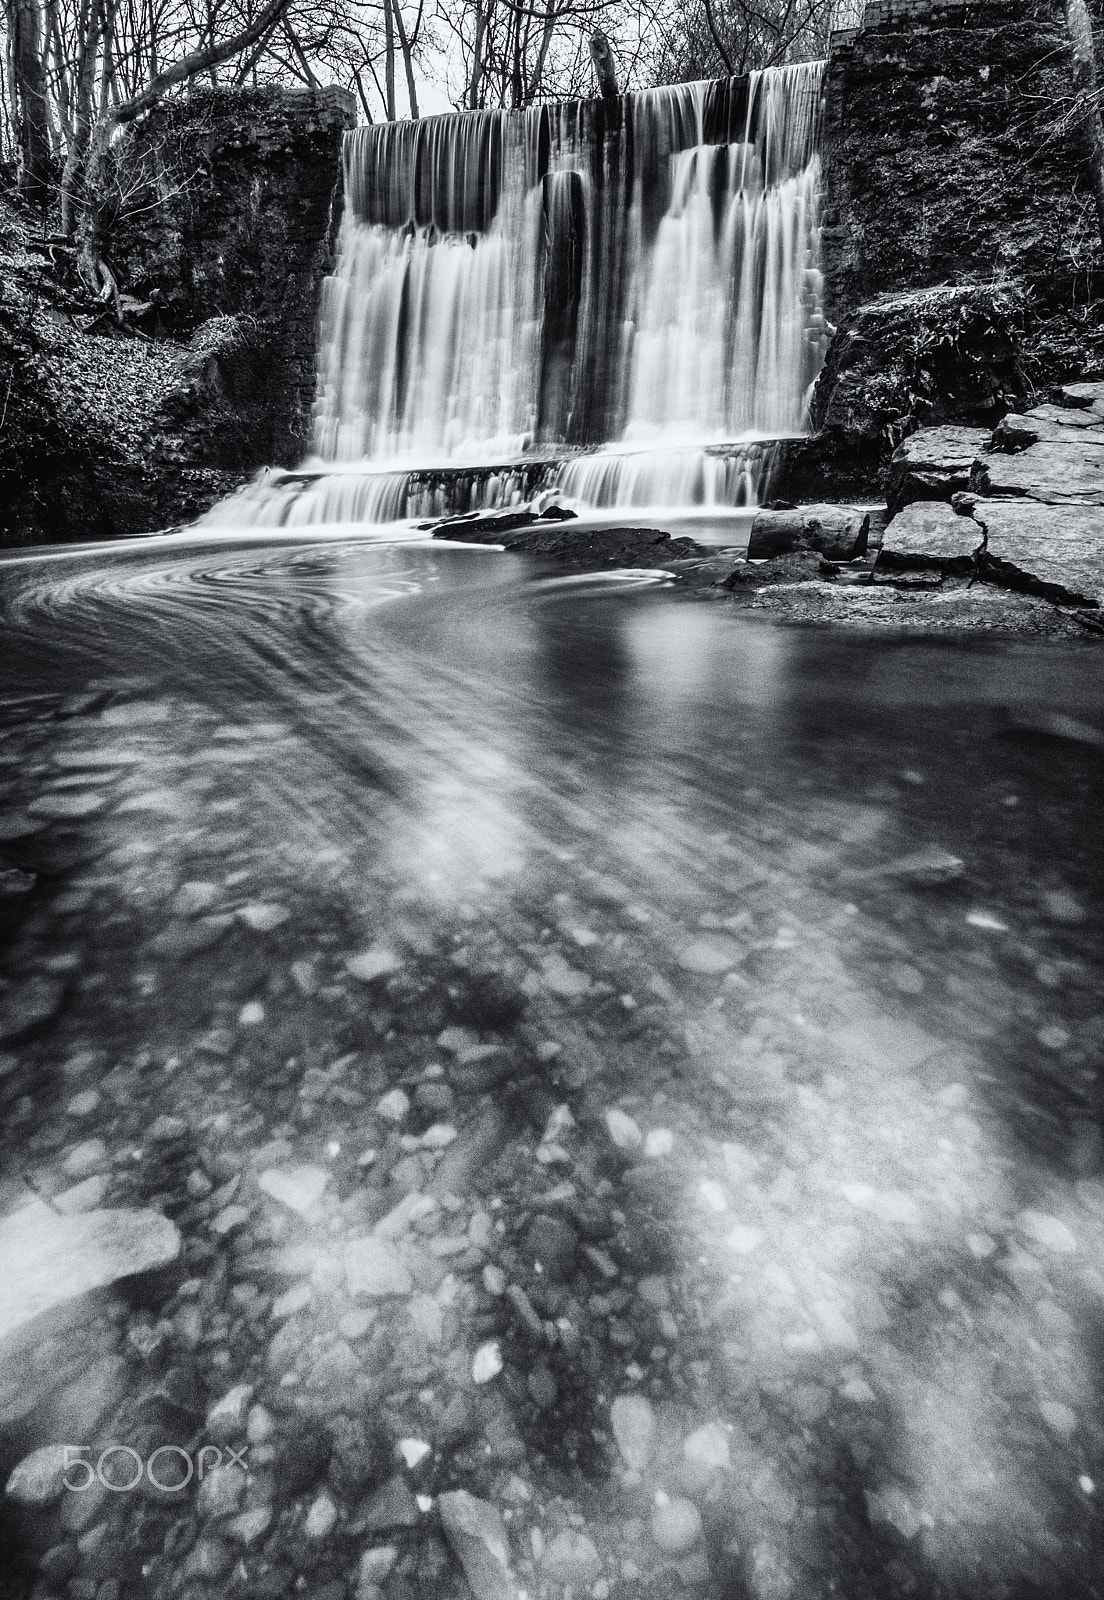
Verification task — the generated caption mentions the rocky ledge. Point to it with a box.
[425,408,1104,637]
[875,382,1104,612]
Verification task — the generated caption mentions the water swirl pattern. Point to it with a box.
[2,533,1104,1600]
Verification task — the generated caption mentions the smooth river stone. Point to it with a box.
[438,1490,515,1600]
[344,1236,412,1297]
[0,1203,181,1345]
[258,1165,328,1216]
[611,1393,656,1471]
[26,792,107,818]
[651,1494,703,1553]
[346,946,403,981]
[5,1444,72,1507]
[677,938,741,975]
[0,976,64,1042]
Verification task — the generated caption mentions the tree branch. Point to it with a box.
[701,0,734,74]
[109,0,290,124]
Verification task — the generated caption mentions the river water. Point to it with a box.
[1,532,1103,1599]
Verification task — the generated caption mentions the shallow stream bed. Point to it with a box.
[0,535,1103,1600]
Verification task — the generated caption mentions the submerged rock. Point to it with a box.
[651,1494,703,1554]
[472,1340,504,1385]
[344,1236,413,1297]
[0,975,64,1042]
[1017,1209,1077,1253]
[543,1529,601,1585]
[605,1108,643,1150]
[172,880,221,916]
[347,946,403,982]
[677,937,741,975]
[865,1484,923,1541]
[258,1165,328,1215]
[524,1214,578,1282]
[362,1476,419,1532]
[0,1204,181,1344]
[5,1445,71,1508]
[611,1394,656,1471]
[850,846,965,887]
[438,1490,516,1600]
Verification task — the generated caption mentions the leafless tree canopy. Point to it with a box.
[0,0,862,250]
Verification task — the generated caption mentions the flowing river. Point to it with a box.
[1,530,1103,1599]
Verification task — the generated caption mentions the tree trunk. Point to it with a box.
[391,0,419,119]
[75,117,121,308]
[59,0,100,237]
[1064,0,1104,252]
[589,31,618,101]
[6,0,52,201]
[468,0,490,110]
[45,0,70,148]
[383,0,396,120]
[527,0,558,101]
[701,0,734,74]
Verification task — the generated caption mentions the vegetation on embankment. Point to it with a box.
[0,183,246,543]
[0,85,351,545]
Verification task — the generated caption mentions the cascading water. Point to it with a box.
[213,63,827,530]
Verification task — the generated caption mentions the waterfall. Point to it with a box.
[213,63,826,530]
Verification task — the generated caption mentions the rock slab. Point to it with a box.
[992,409,1104,449]
[877,500,982,572]
[973,442,1104,505]
[887,427,993,513]
[974,501,1104,607]
[0,1204,181,1345]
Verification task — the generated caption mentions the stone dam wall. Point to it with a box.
[792,0,1103,498]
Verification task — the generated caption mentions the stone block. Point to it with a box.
[877,499,982,571]
[972,442,1104,504]
[887,426,993,511]
[747,504,869,560]
[1057,381,1104,410]
[974,500,1104,606]
[992,412,1104,450]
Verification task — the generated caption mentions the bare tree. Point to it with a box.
[5,0,52,198]
[1063,0,1104,252]
[75,0,293,299]
[638,0,855,82]
[588,26,616,96]
[439,0,621,111]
